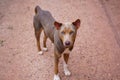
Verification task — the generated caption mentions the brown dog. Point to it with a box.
[33,6,81,80]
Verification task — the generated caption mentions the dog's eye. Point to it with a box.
[61,31,65,34]
[70,31,74,35]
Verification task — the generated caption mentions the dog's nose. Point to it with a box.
[65,41,70,46]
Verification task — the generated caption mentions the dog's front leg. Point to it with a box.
[63,53,71,76]
[54,51,61,80]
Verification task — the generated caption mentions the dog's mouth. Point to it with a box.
[65,46,70,48]
[64,45,73,49]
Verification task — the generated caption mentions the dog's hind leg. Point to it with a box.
[35,29,43,55]
[43,31,48,51]
[34,20,43,54]
[35,29,42,50]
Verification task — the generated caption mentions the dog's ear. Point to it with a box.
[72,19,81,29]
[54,21,62,30]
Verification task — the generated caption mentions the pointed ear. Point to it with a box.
[54,21,62,30]
[72,19,81,29]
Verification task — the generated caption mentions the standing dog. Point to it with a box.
[33,6,81,80]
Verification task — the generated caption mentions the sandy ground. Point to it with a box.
[0,0,120,80]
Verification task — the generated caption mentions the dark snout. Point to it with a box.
[65,41,71,46]
[64,41,73,48]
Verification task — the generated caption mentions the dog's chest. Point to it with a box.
[63,48,70,54]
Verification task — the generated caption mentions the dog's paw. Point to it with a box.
[64,62,71,76]
[38,51,43,55]
[53,74,60,80]
[43,47,48,52]
[64,69,71,76]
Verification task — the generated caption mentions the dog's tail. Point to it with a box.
[35,5,41,14]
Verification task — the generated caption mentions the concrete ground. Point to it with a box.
[0,0,120,80]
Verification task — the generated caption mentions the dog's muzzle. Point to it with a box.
[64,41,72,48]
[65,41,70,46]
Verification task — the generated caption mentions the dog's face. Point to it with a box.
[54,19,81,48]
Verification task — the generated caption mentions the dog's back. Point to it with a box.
[34,6,55,42]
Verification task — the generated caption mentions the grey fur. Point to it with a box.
[34,6,66,53]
